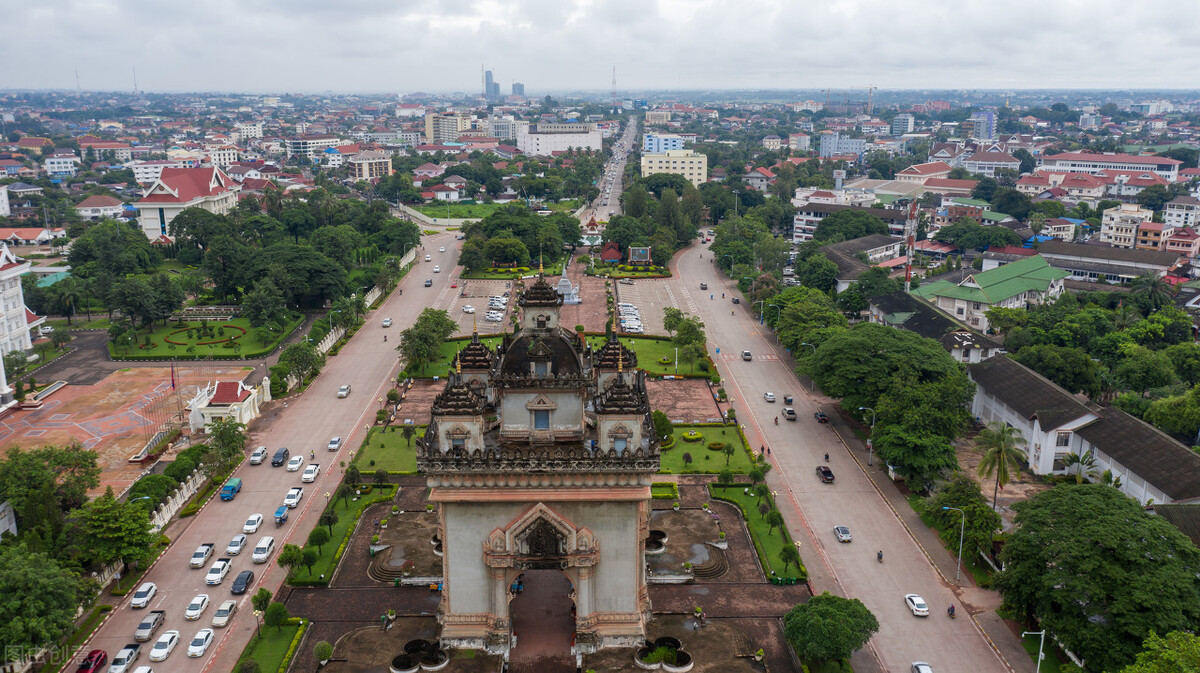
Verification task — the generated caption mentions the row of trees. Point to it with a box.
[458,205,582,271]
[397,309,458,374]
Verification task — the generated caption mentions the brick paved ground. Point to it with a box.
[393,381,441,426]
[646,379,724,423]
[558,264,611,334]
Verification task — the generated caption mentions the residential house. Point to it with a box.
[1165,195,1200,229]
[761,135,782,150]
[744,167,776,192]
[819,234,905,292]
[0,228,62,246]
[1039,217,1078,242]
[1163,227,1200,259]
[914,254,1068,331]
[0,159,24,176]
[74,195,125,220]
[961,151,1020,178]
[134,166,239,240]
[44,151,80,177]
[928,143,969,167]
[1136,222,1172,251]
[895,161,951,184]
[868,290,1004,364]
[1100,203,1152,249]
[6,182,43,197]
[430,184,461,202]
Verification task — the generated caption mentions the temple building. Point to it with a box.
[417,269,659,657]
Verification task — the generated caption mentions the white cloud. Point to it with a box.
[3,0,1199,93]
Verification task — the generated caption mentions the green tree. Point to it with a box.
[277,543,303,574]
[251,587,273,614]
[971,177,998,201]
[314,641,334,664]
[1130,273,1174,312]
[1014,344,1102,397]
[783,592,879,664]
[994,485,1200,673]
[241,278,289,328]
[797,253,838,292]
[237,660,262,673]
[976,421,1028,511]
[1121,631,1200,673]
[307,526,331,554]
[651,411,673,440]
[264,602,290,631]
[279,341,322,385]
[205,417,247,476]
[1115,346,1176,395]
[717,469,734,486]
[74,486,155,568]
[400,425,417,447]
[0,543,88,662]
[0,444,99,514]
[301,547,320,575]
[672,315,706,349]
[872,426,957,489]
[779,545,801,572]
[766,510,784,535]
[925,473,1002,559]
[1136,184,1172,212]
[812,209,888,242]
[318,511,339,536]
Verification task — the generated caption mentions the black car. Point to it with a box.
[424,278,433,287]
[271,447,290,467]
[230,569,255,595]
[816,466,835,483]
[814,411,829,423]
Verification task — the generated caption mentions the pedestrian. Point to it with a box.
[767,446,771,455]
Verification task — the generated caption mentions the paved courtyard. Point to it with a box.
[0,364,249,494]
[646,378,725,423]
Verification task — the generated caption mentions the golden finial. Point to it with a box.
[472,313,478,335]
[456,353,462,375]
[538,254,544,275]
[617,345,623,374]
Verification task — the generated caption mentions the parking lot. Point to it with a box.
[611,278,701,336]
[448,280,514,335]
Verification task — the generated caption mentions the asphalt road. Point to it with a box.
[81,231,461,673]
[668,246,1015,673]
[581,119,637,224]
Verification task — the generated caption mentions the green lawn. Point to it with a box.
[585,336,710,377]
[108,315,302,359]
[289,485,395,584]
[661,425,754,474]
[709,484,803,578]
[46,315,113,331]
[589,266,670,278]
[356,426,426,473]
[650,482,679,500]
[238,623,301,672]
[413,203,500,219]
[461,262,564,279]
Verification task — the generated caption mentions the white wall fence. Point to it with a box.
[146,469,206,533]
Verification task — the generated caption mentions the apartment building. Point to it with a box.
[44,152,80,177]
[818,132,866,159]
[347,150,393,181]
[516,125,602,155]
[891,114,915,135]
[640,149,708,188]
[1100,203,1153,249]
[424,113,472,144]
[1165,195,1200,229]
[286,134,340,161]
[642,133,686,153]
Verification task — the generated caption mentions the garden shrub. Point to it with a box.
[707,441,726,451]
[681,430,703,442]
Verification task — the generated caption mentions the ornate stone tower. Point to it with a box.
[417,272,659,656]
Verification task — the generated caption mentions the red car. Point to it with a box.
[451,281,458,288]
[76,650,107,673]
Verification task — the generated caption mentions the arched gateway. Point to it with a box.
[417,270,659,657]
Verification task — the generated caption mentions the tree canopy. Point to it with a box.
[783,592,879,663]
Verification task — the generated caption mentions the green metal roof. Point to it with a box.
[979,211,1011,222]
[949,197,991,208]
[914,255,1068,304]
[35,272,69,288]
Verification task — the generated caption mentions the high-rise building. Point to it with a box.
[818,132,867,159]
[425,112,472,144]
[891,114,915,135]
[642,133,685,153]
[968,110,997,141]
[512,82,525,97]
[484,70,500,100]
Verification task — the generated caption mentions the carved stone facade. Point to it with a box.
[420,273,658,656]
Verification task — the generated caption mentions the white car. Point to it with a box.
[226,534,247,555]
[485,313,503,322]
[904,593,930,617]
[439,246,446,252]
[186,629,214,658]
[337,384,352,398]
[424,255,432,261]
[205,559,231,585]
[302,464,320,483]
[328,436,343,451]
[462,305,475,314]
[283,487,304,508]
[243,513,263,533]
[130,582,157,608]
[382,317,393,328]
[249,446,268,464]
[911,664,934,673]
[764,392,776,402]
[211,600,237,628]
[433,265,440,273]
[184,594,209,620]
[286,455,304,472]
[108,645,140,673]
[148,630,179,662]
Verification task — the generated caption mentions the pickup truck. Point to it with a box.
[133,610,165,642]
[205,558,232,585]
[189,543,215,569]
[108,644,141,673]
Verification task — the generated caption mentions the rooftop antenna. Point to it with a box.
[133,66,138,94]
[75,67,81,92]
[611,66,617,112]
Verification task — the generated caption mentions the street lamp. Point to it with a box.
[858,406,876,466]
[942,506,965,583]
[328,310,341,331]
[674,347,678,375]
[1022,630,1046,673]
[767,304,782,324]
[800,343,817,391]
[753,300,765,323]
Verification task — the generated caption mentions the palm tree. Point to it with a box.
[54,278,84,326]
[1130,273,1173,311]
[1062,449,1097,484]
[1111,303,1141,331]
[976,421,1029,511]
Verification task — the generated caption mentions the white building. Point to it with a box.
[788,133,811,151]
[286,134,340,161]
[44,152,80,177]
[127,159,186,184]
[74,195,125,220]
[640,149,708,187]
[0,186,8,218]
[1164,195,1200,230]
[234,121,263,140]
[891,114,915,135]
[1100,203,1152,249]
[1038,152,1182,182]
[487,115,527,141]
[516,126,602,156]
[0,243,37,377]
[204,145,239,168]
[962,151,1020,178]
[819,132,866,158]
[135,166,239,240]
[642,133,686,153]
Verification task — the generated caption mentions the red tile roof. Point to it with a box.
[137,167,234,204]
[209,381,251,405]
[899,161,951,176]
[75,195,123,209]
[1042,152,1182,166]
[923,178,977,190]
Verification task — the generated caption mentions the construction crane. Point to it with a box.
[822,86,877,114]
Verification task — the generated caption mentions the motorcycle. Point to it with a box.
[877,551,883,563]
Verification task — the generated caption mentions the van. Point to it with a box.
[219,477,242,501]
[251,536,275,563]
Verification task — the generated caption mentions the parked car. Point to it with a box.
[186,629,214,657]
[189,543,214,569]
[243,513,263,533]
[205,558,231,585]
[462,305,475,313]
[184,594,209,621]
[283,487,304,508]
[619,278,634,285]
[814,411,829,423]
[130,582,156,609]
[133,610,164,641]
[75,649,107,673]
[286,455,304,472]
[338,384,352,398]
[816,466,835,483]
[271,447,290,466]
[148,631,179,662]
[904,594,929,617]
[834,525,852,543]
[226,534,247,556]
[249,446,268,464]
[302,463,320,483]
[211,600,237,628]
[230,570,255,595]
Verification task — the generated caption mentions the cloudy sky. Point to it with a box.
[3,0,1199,94]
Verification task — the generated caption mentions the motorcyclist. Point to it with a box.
[774,416,778,425]
[877,550,884,562]
[948,605,956,618]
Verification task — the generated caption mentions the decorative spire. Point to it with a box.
[455,353,462,375]
[472,313,478,340]
[538,253,544,275]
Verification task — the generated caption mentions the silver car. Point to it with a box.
[211,600,238,628]
[226,534,247,556]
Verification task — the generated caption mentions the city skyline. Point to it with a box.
[3,0,1200,94]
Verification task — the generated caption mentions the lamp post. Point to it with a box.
[942,506,965,583]
[329,310,341,331]
[1022,630,1046,673]
[767,304,782,324]
[858,406,876,465]
[800,342,817,391]
[674,347,678,375]
[753,300,765,323]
